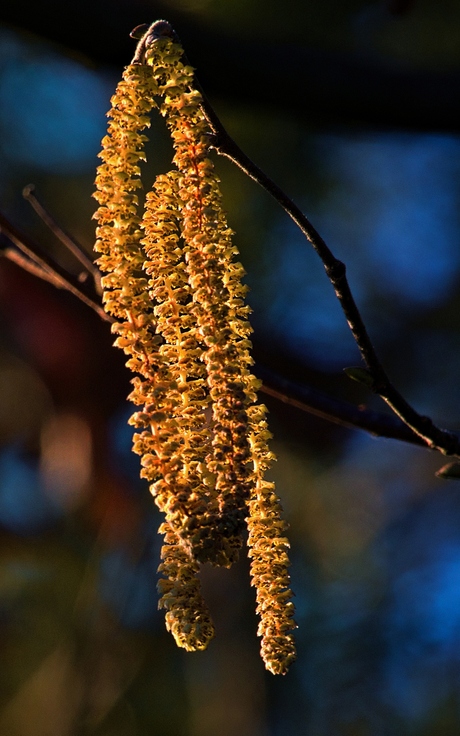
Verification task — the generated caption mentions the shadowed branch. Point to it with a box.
[182,55,460,458]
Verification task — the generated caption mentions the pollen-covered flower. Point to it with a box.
[93,60,217,648]
[139,171,240,566]
[158,521,215,651]
[144,30,255,557]
[246,404,297,675]
[93,64,158,322]
[93,21,297,672]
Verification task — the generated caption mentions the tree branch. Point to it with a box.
[22,184,103,295]
[185,61,460,457]
[256,365,443,449]
[0,213,111,323]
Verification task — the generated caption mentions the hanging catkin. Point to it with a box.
[93,19,297,674]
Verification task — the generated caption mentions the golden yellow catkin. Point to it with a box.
[158,521,215,651]
[142,26,296,673]
[144,30,254,560]
[140,171,238,567]
[246,405,297,675]
[93,63,215,652]
[93,64,156,321]
[94,20,297,671]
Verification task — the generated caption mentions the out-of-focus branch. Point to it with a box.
[0,212,112,323]
[2,245,69,285]
[22,184,103,295]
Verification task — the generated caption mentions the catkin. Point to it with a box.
[144,31,254,559]
[93,20,297,672]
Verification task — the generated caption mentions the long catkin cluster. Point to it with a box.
[93,63,215,651]
[93,20,296,674]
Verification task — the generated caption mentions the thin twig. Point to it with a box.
[2,246,66,284]
[256,366,439,448]
[0,213,112,323]
[22,184,102,294]
[185,71,460,457]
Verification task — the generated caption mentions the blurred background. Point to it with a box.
[1,0,460,734]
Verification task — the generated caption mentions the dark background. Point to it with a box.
[1,1,460,734]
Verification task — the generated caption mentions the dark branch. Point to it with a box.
[0,212,112,323]
[257,366,442,449]
[187,66,460,458]
[22,185,102,295]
